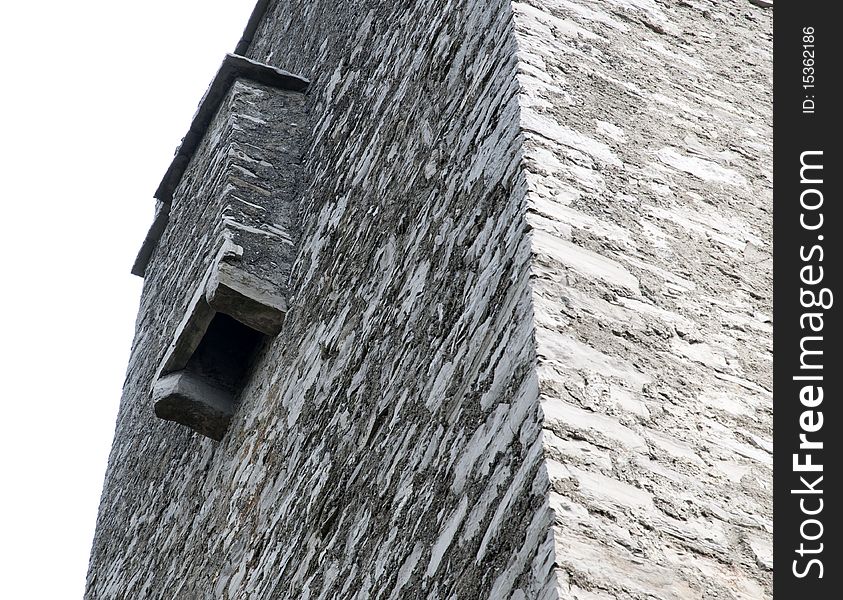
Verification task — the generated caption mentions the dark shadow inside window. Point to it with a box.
[184,313,265,395]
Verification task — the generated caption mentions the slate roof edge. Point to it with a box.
[131,201,170,277]
[132,53,309,277]
[154,54,309,204]
[234,0,272,56]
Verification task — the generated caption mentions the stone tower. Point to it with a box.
[87,1,773,598]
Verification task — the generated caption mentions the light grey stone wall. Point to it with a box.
[88,1,772,599]
[512,1,772,598]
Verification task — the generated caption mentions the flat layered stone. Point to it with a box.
[88,1,772,598]
[153,370,236,442]
[132,54,308,277]
[206,260,287,336]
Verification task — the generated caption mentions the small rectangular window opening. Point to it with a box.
[153,313,267,441]
[186,313,266,394]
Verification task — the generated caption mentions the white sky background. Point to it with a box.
[0,2,260,596]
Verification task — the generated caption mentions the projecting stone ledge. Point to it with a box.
[206,260,287,336]
[155,54,309,204]
[153,371,235,441]
[131,53,309,277]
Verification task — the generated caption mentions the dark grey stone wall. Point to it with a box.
[88,0,557,598]
[88,1,772,599]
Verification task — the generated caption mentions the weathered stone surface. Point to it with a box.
[88,1,771,599]
[90,0,553,597]
[513,0,772,597]
[132,55,308,277]
[153,370,236,442]
[206,260,287,336]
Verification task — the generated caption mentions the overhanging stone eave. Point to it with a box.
[131,201,170,277]
[155,54,309,205]
[132,53,309,278]
[234,0,273,56]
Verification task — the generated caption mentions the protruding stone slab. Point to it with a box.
[132,53,309,278]
[153,370,236,441]
[206,260,287,336]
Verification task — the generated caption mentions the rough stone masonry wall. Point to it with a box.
[88,0,563,598]
[86,79,308,596]
[88,0,774,598]
[512,1,773,598]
